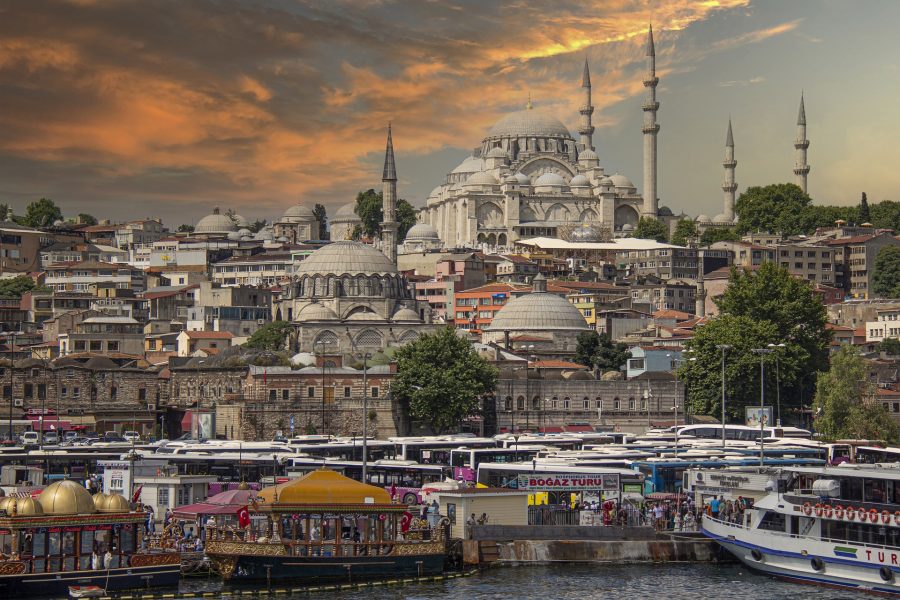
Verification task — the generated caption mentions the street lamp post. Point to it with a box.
[668,355,696,459]
[3,330,23,442]
[358,351,373,484]
[715,344,732,450]
[752,348,773,467]
[767,343,786,426]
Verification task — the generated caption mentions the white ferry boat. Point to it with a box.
[702,465,900,595]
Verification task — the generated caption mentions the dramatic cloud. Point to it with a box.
[2,0,844,226]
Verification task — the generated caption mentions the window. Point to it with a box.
[24,384,33,399]
[307,386,315,398]
[157,487,169,507]
[72,387,80,399]
[343,386,351,398]
[613,397,620,410]
[282,389,289,400]
[107,341,119,352]
[138,388,146,401]
[628,397,635,410]
[757,510,786,532]
[371,387,379,398]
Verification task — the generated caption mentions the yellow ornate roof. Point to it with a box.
[257,469,391,506]
[93,492,130,513]
[39,480,97,515]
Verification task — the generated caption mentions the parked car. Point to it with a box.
[123,431,142,443]
[64,430,79,442]
[19,431,39,446]
[42,431,59,445]
[101,433,127,443]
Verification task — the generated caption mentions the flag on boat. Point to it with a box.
[132,484,143,503]
[238,506,250,528]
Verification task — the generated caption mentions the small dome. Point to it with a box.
[569,174,590,187]
[281,204,316,222]
[599,176,614,187]
[712,213,732,223]
[226,231,241,241]
[427,186,444,199]
[392,307,421,322]
[39,480,97,515]
[451,156,485,175]
[503,174,519,184]
[0,496,13,512]
[257,469,391,506]
[514,172,531,186]
[99,493,130,513]
[609,173,634,189]
[255,229,275,241]
[296,240,397,276]
[570,223,601,243]
[334,202,359,219]
[465,171,499,187]
[196,207,238,234]
[405,223,440,241]
[534,172,567,187]
[485,147,509,159]
[232,214,250,228]
[696,214,712,224]
[297,302,339,322]
[10,497,44,516]
[579,149,599,161]
[487,291,590,332]
[658,206,674,217]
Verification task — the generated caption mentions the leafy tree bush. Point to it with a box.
[245,321,293,351]
[630,217,668,243]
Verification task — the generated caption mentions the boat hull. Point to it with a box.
[703,516,900,596]
[0,563,181,598]
[220,553,446,585]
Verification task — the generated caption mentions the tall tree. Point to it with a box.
[670,218,699,247]
[699,227,740,246]
[574,331,630,373]
[393,326,498,434]
[245,321,292,351]
[0,275,44,299]
[734,183,814,236]
[872,245,900,298]
[680,263,830,423]
[0,203,10,221]
[77,213,98,226]
[574,331,601,368]
[22,198,63,228]
[630,217,668,243]
[177,224,195,233]
[870,200,900,231]
[813,345,899,443]
[353,189,417,241]
[248,219,267,233]
[313,203,329,240]
[396,199,417,240]
[859,192,871,223]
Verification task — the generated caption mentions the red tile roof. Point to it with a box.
[825,234,877,246]
[653,309,692,321]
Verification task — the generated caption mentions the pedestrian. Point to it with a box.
[466,513,477,539]
[91,549,100,570]
[710,496,721,520]
[104,548,113,569]
[477,512,488,525]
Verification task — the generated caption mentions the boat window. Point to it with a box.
[0,533,10,555]
[48,531,61,555]
[120,524,135,553]
[864,478,887,503]
[81,530,94,555]
[757,510,786,532]
[840,478,863,502]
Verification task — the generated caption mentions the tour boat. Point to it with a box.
[205,469,447,585]
[0,480,181,597]
[702,465,900,595]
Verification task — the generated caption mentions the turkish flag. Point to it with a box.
[132,485,143,504]
[400,511,413,533]
[238,507,250,528]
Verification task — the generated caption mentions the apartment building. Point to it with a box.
[866,307,900,343]
[774,243,836,286]
[45,260,146,293]
[827,232,900,299]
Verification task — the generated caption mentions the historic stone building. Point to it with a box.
[329,202,362,241]
[273,204,321,243]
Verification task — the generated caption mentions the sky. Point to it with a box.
[0,0,898,229]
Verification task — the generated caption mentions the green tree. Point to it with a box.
[813,345,899,442]
[878,338,900,356]
[248,219,267,233]
[630,217,668,243]
[245,320,293,351]
[313,203,329,240]
[870,200,900,231]
[354,189,417,241]
[77,213,98,226]
[734,183,814,236]
[0,203,11,221]
[859,192,871,223]
[22,198,63,228]
[0,275,45,299]
[574,331,630,372]
[681,263,830,422]
[177,224,195,233]
[872,246,900,298]
[393,326,498,434]
[679,315,781,420]
[699,227,740,246]
[803,204,857,231]
[670,218,698,247]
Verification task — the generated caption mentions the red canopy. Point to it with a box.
[172,488,256,520]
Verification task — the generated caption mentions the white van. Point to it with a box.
[19,431,39,446]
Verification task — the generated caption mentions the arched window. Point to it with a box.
[516,396,525,411]
[563,397,570,410]
[314,330,339,349]
[628,397,635,410]
[398,330,418,344]
[532,396,540,411]
[595,397,602,409]
[356,329,383,349]
[551,396,558,409]
[640,396,646,410]
[613,397,620,410]
[504,397,512,411]
[582,397,589,410]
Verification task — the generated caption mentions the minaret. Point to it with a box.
[722,119,737,222]
[793,93,810,193]
[642,24,659,217]
[578,58,595,152]
[381,123,398,266]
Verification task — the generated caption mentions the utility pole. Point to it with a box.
[716,344,732,450]
[752,348,773,467]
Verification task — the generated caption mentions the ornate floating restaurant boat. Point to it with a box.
[205,469,447,585]
[0,481,181,597]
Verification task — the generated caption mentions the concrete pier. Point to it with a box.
[463,526,723,566]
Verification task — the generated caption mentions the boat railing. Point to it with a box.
[703,513,900,553]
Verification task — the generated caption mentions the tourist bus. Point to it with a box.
[390,436,497,464]
[674,424,812,441]
[450,446,551,482]
[634,456,826,495]
[284,457,449,504]
[287,439,397,462]
[494,433,585,451]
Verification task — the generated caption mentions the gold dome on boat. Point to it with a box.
[100,493,131,513]
[12,497,44,516]
[39,480,97,515]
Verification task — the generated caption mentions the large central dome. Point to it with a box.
[295,240,397,276]
[486,108,572,140]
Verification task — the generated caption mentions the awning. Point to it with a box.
[646,492,687,501]
[173,502,242,519]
